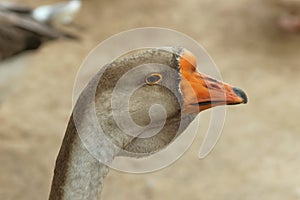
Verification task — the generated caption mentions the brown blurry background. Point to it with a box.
[1,0,300,199]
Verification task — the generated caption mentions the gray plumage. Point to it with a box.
[48,47,196,200]
[0,2,78,60]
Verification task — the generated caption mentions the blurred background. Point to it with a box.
[1,0,300,199]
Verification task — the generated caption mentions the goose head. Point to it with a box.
[77,47,247,157]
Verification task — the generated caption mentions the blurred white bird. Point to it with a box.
[32,0,82,25]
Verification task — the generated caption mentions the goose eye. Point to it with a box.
[146,73,162,85]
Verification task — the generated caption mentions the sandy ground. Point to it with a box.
[1,0,300,199]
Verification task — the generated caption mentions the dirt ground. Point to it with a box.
[1,0,300,199]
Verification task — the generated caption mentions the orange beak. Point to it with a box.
[180,49,248,114]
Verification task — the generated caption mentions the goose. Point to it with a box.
[0,1,79,60]
[48,47,247,200]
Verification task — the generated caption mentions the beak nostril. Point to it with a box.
[233,87,248,104]
[210,83,220,89]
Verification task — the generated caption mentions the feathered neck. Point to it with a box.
[48,116,113,200]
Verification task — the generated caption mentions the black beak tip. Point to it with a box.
[233,87,248,104]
